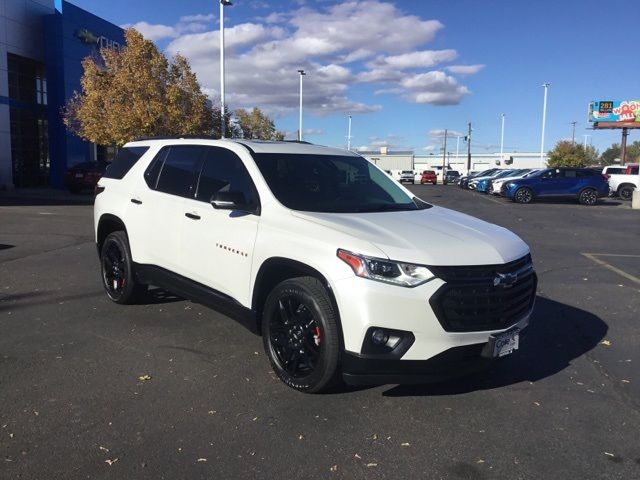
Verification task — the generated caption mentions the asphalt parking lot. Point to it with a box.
[1,187,639,480]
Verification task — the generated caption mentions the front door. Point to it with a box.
[181,147,260,307]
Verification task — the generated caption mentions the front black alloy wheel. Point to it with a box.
[514,187,533,204]
[579,188,598,206]
[262,276,340,393]
[100,231,146,304]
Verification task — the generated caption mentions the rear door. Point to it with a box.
[127,145,205,275]
[181,147,260,306]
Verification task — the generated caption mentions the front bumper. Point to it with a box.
[333,276,534,375]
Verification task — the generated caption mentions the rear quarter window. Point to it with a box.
[103,146,150,179]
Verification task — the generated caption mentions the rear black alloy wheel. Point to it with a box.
[618,185,634,201]
[100,231,146,304]
[579,188,598,206]
[514,187,533,204]
[262,277,340,393]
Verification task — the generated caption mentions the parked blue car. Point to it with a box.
[475,169,525,193]
[502,168,608,205]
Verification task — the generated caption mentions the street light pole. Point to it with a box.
[540,83,550,163]
[297,69,305,141]
[500,113,506,159]
[441,129,448,184]
[219,0,232,138]
[583,134,590,149]
[347,115,352,150]
[571,121,577,145]
[456,135,461,161]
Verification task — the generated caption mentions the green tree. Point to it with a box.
[626,141,640,163]
[600,143,621,166]
[64,28,214,146]
[547,140,598,168]
[234,107,285,140]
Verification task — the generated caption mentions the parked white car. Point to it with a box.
[491,169,540,195]
[94,139,536,393]
[606,164,639,201]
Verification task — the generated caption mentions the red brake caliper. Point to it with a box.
[313,326,321,346]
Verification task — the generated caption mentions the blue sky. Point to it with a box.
[71,0,639,155]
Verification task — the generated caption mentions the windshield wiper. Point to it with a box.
[357,204,416,213]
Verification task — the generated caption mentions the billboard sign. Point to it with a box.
[589,100,640,126]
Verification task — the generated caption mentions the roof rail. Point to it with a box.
[133,134,222,141]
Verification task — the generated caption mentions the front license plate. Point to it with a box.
[488,328,519,358]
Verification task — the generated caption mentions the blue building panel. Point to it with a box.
[44,1,124,188]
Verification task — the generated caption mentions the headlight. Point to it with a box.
[337,249,435,287]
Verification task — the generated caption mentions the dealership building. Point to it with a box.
[0,0,123,189]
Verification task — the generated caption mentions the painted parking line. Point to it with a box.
[581,253,640,286]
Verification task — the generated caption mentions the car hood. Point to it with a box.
[291,206,529,266]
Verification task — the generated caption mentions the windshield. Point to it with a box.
[253,153,429,213]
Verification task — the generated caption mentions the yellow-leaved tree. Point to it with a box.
[234,107,285,141]
[64,28,214,147]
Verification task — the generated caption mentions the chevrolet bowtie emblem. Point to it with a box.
[493,272,517,288]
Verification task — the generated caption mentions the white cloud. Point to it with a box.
[128,1,477,114]
[428,129,465,138]
[446,64,485,75]
[122,21,176,41]
[401,71,470,105]
[369,49,458,70]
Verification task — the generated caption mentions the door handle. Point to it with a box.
[130,198,142,205]
[185,212,201,220]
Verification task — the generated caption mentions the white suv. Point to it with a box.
[94,139,537,393]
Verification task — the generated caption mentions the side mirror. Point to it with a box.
[210,191,250,211]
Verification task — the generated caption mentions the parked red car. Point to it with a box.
[420,170,437,185]
[64,161,109,193]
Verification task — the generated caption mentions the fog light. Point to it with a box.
[371,329,388,345]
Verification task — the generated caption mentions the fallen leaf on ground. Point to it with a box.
[330,465,338,472]
[105,459,118,466]
[401,442,410,447]
[533,402,540,406]
[99,446,109,453]
[354,454,361,459]
[138,375,152,381]
[367,463,378,467]
[621,380,630,383]
[600,340,611,346]
[197,458,207,462]
[477,459,485,464]
[604,452,615,457]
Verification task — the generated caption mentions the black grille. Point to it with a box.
[429,255,537,332]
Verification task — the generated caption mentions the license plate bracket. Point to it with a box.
[482,328,520,358]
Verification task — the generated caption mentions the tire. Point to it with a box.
[514,187,533,204]
[100,231,147,304]
[262,276,341,393]
[411,180,415,184]
[618,185,634,201]
[578,188,598,206]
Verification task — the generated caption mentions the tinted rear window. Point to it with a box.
[103,146,149,179]
[156,146,205,197]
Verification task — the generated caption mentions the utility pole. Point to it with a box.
[456,135,461,161]
[441,129,448,184]
[571,121,577,145]
[540,83,550,162]
[466,122,472,172]
[621,127,629,165]
[347,115,352,151]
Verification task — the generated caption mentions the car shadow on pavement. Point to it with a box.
[381,295,608,397]
[143,288,184,305]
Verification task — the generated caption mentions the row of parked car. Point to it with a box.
[455,166,626,206]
